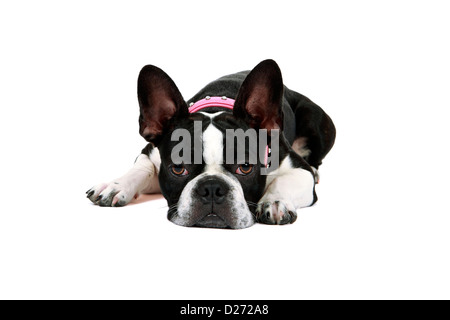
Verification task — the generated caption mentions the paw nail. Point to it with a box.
[87,190,94,198]
[95,195,103,202]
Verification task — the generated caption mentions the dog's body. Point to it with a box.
[87,60,335,229]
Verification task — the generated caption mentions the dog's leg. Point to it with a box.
[256,155,315,225]
[86,148,161,207]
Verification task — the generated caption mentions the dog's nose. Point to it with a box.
[196,179,229,204]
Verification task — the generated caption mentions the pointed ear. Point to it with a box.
[233,59,284,133]
[138,65,188,143]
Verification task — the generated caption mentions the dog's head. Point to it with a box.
[138,60,284,229]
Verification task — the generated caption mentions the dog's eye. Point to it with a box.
[171,164,189,176]
[236,163,253,175]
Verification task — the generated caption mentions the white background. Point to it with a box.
[1,0,449,299]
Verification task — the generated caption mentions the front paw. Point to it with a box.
[256,200,297,225]
[86,182,137,207]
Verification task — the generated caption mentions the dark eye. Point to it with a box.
[171,164,189,176]
[235,163,253,175]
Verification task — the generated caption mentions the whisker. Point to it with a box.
[166,202,179,212]
[168,203,178,209]
[246,201,258,207]
[246,201,260,219]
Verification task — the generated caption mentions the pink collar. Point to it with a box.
[188,96,235,113]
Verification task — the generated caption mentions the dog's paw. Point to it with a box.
[86,182,138,207]
[255,200,297,225]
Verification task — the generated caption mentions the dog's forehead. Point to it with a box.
[200,112,225,166]
[194,110,254,160]
[198,110,247,130]
[164,110,253,168]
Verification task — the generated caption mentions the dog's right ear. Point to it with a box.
[138,65,188,144]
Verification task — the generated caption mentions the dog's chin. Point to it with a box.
[194,214,230,229]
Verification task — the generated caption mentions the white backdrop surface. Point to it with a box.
[0,1,449,299]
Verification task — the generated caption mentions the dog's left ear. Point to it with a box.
[137,65,188,144]
[233,59,284,132]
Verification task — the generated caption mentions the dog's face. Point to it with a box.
[158,112,267,229]
[138,61,284,229]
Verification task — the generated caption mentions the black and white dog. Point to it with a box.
[86,60,335,229]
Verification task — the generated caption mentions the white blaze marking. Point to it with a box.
[202,122,224,166]
[199,111,224,119]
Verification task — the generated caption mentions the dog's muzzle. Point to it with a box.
[193,177,233,228]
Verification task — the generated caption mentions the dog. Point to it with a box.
[86,59,335,229]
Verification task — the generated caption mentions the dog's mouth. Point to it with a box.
[194,213,230,229]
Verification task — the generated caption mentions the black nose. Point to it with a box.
[196,179,229,204]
